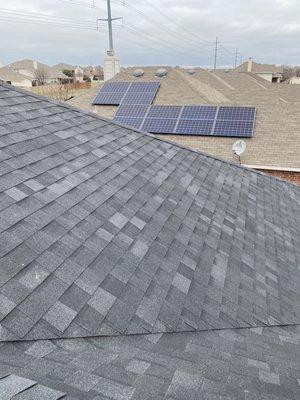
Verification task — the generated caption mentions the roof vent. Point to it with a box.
[133,68,144,77]
[187,69,196,75]
[155,68,168,77]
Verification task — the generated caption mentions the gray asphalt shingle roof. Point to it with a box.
[0,82,299,399]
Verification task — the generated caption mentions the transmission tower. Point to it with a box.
[98,0,122,55]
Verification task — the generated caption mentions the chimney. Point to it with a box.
[33,60,38,70]
[247,58,253,72]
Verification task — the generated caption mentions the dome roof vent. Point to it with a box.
[155,68,168,77]
[133,68,144,77]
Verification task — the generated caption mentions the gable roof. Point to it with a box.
[0,67,32,83]
[7,59,68,80]
[53,62,76,71]
[0,82,299,399]
[236,61,284,74]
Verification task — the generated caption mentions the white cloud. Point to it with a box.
[0,0,299,67]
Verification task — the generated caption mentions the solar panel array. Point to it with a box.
[92,82,160,105]
[114,105,256,137]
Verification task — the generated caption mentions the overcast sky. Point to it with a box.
[0,0,299,68]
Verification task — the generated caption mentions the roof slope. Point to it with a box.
[0,67,32,83]
[0,82,299,344]
[0,82,300,399]
[236,61,284,74]
[7,59,68,80]
[68,67,300,171]
[0,324,299,400]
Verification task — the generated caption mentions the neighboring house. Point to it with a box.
[83,65,104,81]
[68,66,300,184]
[7,59,69,85]
[74,66,84,82]
[54,63,104,82]
[0,66,32,87]
[0,81,299,399]
[236,58,283,82]
[289,76,300,84]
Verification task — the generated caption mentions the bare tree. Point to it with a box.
[282,66,294,82]
[34,65,49,86]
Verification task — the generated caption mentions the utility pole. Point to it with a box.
[98,0,122,56]
[234,49,239,69]
[213,37,218,72]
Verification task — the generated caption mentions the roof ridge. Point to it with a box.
[1,81,298,188]
[2,322,300,345]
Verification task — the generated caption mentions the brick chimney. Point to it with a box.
[247,58,253,72]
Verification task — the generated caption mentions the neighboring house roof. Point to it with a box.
[0,82,299,399]
[54,62,76,71]
[236,60,284,74]
[0,66,32,83]
[47,66,69,80]
[68,66,300,171]
[7,59,69,80]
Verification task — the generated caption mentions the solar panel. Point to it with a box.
[100,82,131,93]
[213,120,254,137]
[114,116,143,129]
[176,119,214,135]
[147,105,182,119]
[122,92,157,105]
[92,81,160,105]
[115,104,149,118]
[128,82,160,92]
[181,106,217,120]
[142,118,178,133]
[113,104,256,138]
[92,92,125,105]
[217,106,256,121]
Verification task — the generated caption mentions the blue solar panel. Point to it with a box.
[142,118,177,133]
[213,120,254,137]
[176,119,214,135]
[122,92,156,105]
[115,104,149,118]
[181,106,217,120]
[217,106,256,121]
[92,92,125,105]
[129,82,160,93]
[100,82,131,93]
[92,81,160,105]
[114,116,143,129]
[147,106,182,119]
[112,103,256,137]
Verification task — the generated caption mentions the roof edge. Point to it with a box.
[245,165,300,173]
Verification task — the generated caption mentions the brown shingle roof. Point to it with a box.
[67,66,300,171]
[236,60,284,74]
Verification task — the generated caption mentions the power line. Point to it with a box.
[213,37,218,71]
[0,8,98,27]
[0,17,101,31]
[141,0,214,46]
[121,24,212,63]
[119,1,214,53]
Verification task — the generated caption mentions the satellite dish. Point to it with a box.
[232,140,246,156]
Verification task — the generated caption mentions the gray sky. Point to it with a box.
[0,0,299,68]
